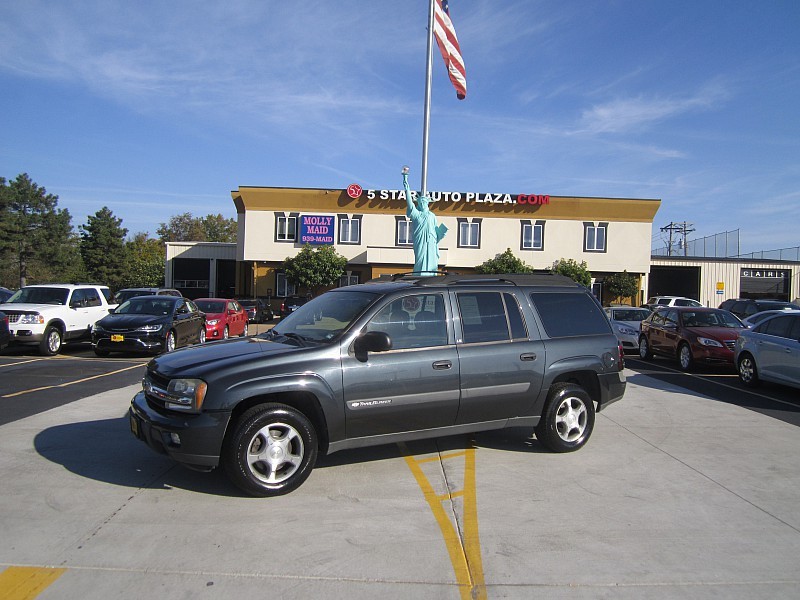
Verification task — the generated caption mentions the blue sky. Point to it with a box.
[1,1,798,256]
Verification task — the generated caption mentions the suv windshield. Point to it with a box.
[265,291,378,343]
[7,287,70,305]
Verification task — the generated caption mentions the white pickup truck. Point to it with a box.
[0,284,116,355]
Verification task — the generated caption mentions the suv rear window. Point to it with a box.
[530,292,611,338]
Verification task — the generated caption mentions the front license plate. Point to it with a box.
[130,414,140,437]
[111,334,124,342]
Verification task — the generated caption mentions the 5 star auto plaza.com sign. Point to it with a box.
[298,184,551,244]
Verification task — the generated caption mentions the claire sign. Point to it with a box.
[300,215,335,244]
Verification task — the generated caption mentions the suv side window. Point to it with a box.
[528,292,609,338]
[457,292,510,343]
[367,293,447,349]
[70,289,87,308]
[84,288,101,307]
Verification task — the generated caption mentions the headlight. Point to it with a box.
[207,319,219,326]
[94,323,105,332]
[143,377,207,412]
[697,337,723,348]
[17,313,44,325]
[136,324,163,332]
[616,325,637,336]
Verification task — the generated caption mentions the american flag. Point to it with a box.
[433,0,467,100]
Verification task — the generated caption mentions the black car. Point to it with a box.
[92,296,205,356]
[719,298,800,320]
[0,311,9,351]
[238,298,273,323]
[279,295,310,319]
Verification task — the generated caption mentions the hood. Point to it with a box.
[149,336,300,375]
[0,302,63,313]
[97,313,169,329]
[684,325,743,341]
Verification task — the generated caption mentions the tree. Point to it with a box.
[120,233,166,289]
[80,207,128,289]
[605,270,639,303]
[0,173,83,288]
[551,258,592,287]
[475,248,534,274]
[282,244,347,294]
[157,212,237,243]
[201,213,237,243]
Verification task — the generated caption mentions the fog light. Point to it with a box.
[169,433,181,446]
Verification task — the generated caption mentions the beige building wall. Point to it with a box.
[232,186,660,279]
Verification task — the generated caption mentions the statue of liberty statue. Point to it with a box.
[402,166,448,275]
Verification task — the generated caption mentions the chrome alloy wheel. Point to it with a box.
[555,396,588,443]
[246,422,305,485]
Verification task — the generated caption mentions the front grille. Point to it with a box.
[724,340,736,351]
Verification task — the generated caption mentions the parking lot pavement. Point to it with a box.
[1,371,800,599]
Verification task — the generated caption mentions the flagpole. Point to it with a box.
[421,0,436,197]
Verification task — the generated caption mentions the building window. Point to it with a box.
[276,272,297,297]
[275,213,298,242]
[396,217,413,246]
[338,214,362,244]
[339,272,359,287]
[521,220,545,251]
[458,218,481,248]
[584,221,608,253]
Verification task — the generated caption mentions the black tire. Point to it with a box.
[223,403,318,497]
[39,325,63,356]
[678,342,693,371]
[738,353,760,387]
[165,330,176,352]
[638,335,653,360]
[535,383,595,453]
[94,347,110,357]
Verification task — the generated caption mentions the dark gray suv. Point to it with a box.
[129,273,626,497]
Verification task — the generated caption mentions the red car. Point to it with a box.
[638,306,746,371]
[194,298,249,340]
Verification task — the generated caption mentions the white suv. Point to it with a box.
[0,284,115,355]
[642,296,702,310]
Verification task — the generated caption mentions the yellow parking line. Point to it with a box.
[402,444,486,600]
[0,566,66,600]
[0,359,45,368]
[1,364,143,398]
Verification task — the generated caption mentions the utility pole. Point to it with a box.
[660,222,695,256]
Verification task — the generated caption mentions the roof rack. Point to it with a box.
[412,272,579,287]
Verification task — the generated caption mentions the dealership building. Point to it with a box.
[164,184,800,310]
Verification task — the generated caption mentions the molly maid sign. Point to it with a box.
[299,215,335,245]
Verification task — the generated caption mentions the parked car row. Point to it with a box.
[0,283,277,356]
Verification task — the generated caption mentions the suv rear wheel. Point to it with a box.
[535,383,595,453]
[223,403,318,497]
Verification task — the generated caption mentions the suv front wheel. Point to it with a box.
[39,325,63,356]
[535,383,595,453]
[223,403,318,497]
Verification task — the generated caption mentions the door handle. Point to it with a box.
[432,360,452,370]
[520,353,537,361]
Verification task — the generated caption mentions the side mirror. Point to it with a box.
[353,331,392,360]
